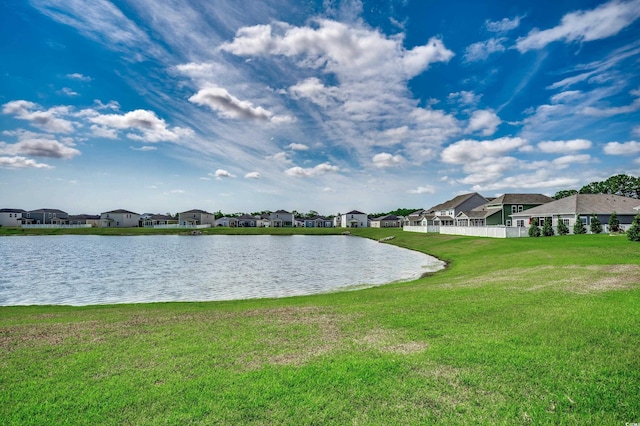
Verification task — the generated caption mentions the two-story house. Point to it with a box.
[0,208,26,227]
[339,210,368,228]
[456,193,553,227]
[178,209,215,227]
[100,209,140,228]
[423,193,488,226]
[270,210,294,227]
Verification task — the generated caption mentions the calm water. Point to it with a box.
[0,235,444,306]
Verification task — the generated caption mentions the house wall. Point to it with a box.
[0,212,22,227]
[340,213,368,228]
[101,213,140,227]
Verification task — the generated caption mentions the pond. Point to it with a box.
[0,234,444,306]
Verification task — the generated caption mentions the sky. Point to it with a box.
[1,0,640,216]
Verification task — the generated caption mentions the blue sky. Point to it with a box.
[1,0,639,215]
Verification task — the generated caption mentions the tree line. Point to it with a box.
[554,174,640,199]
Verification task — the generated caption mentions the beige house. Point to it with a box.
[100,209,140,228]
[178,209,215,226]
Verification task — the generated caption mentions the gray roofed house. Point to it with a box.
[100,209,140,228]
[425,193,488,226]
[370,214,403,228]
[457,193,553,227]
[178,209,214,226]
[0,208,26,227]
[510,193,639,233]
[23,208,69,225]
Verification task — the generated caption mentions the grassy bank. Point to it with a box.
[1,229,639,424]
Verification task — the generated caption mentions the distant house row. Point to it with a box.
[0,208,392,229]
[404,192,640,236]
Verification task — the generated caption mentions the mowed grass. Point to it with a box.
[1,229,639,424]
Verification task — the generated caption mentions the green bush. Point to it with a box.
[573,219,587,235]
[528,220,541,237]
[590,215,602,234]
[557,219,569,235]
[628,213,640,242]
[608,211,620,233]
[542,217,555,236]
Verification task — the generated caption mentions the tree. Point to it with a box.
[573,219,587,235]
[528,219,541,237]
[542,217,555,236]
[608,211,620,233]
[627,213,640,241]
[590,215,602,234]
[557,219,569,235]
[553,189,578,200]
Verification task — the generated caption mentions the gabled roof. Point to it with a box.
[102,209,139,215]
[372,214,401,221]
[0,208,26,213]
[510,194,640,216]
[237,214,259,220]
[28,208,68,214]
[274,209,292,214]
[180,209,212,215]
[69,214,100,220]
[457,207,501,219]
[345,210,366,215]
[427,193,486,212]
[487,193,553,206]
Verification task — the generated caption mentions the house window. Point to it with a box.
[562,219,570,226]
[516,220,525,227]
[511,205,517,214]
[580,216,588,225]
[506,220,512,226]
[518,205,523,212]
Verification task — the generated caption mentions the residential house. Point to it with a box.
[100,209,140,228]
[510,194,640,233]
[270,210,294,227]
[68,214,101,227]
[370,214,403,228]
[141,214,178,227]
[424,193,488,226]
[237,214,263,227]
[215,216,238,227]
[456,193,553,227]
[178,209,215,227]
[0,208,25,227]
[23,208,69,225]
[339,210,368,228]
[302,216,333,228]
[403,209,427,226]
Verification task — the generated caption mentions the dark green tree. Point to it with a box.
[557,219,569,235]
[542,217,554,236]
[573,219,587,235]
[553,189,578,200]
[528,219,541,237]
[608,211,620,233]
[590,215,602,234]
[627,213,640,241]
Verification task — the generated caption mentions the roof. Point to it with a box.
[487,193,553,206]
[179,209,212,215]
[510,194,640,216]
[427,193,486,212]
[345,210,366,215]
[237,214,259,220]
[372,214,401,221]
[28,208,68,214]
[101,209,139,215]
[274,209,292,214]
[457,207,501,219]
[69,214,100,220]
[0,208,26,213]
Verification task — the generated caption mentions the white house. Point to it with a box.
[100,209,140,228]
[270,210,294,227]
[339,210,368,228]
[0,208,25,227]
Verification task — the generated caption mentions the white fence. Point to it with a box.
[21,224,92,229]
[152,224,212,229]
[404,225,527,238]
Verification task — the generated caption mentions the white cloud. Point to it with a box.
[633,125,640,137]
[66,73,92,81]
[266,151,291,163]
[212,169,236,179]
[603,140,640,155]
[90,125,118,139]
[466,109,501,136]
[552,154,592,168]
[2,100,75,133]
[442,137,527,164]
[407,185,436,194]
[0,133,80,159]
[88,109,193,142]
[220,19,454,79]
[516,0,640,52]
[288,77,339,107]
[130,146,157,151]
[486,16,522,32]
[581,91,640,117]
[60,87,79,97]
[189,86,273,121]
[448,91,481,107]
[284,162,339,177]
[538,139,592,153]
[244,171,261,179]
[372,152,405,168]
[463,38,506,62]
[286,143,308,151]
[0,156,53,169]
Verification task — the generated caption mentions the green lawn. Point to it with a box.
[1,229,639,424]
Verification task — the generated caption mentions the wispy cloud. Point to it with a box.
[0,156,53,169]
[284,162,339,177]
